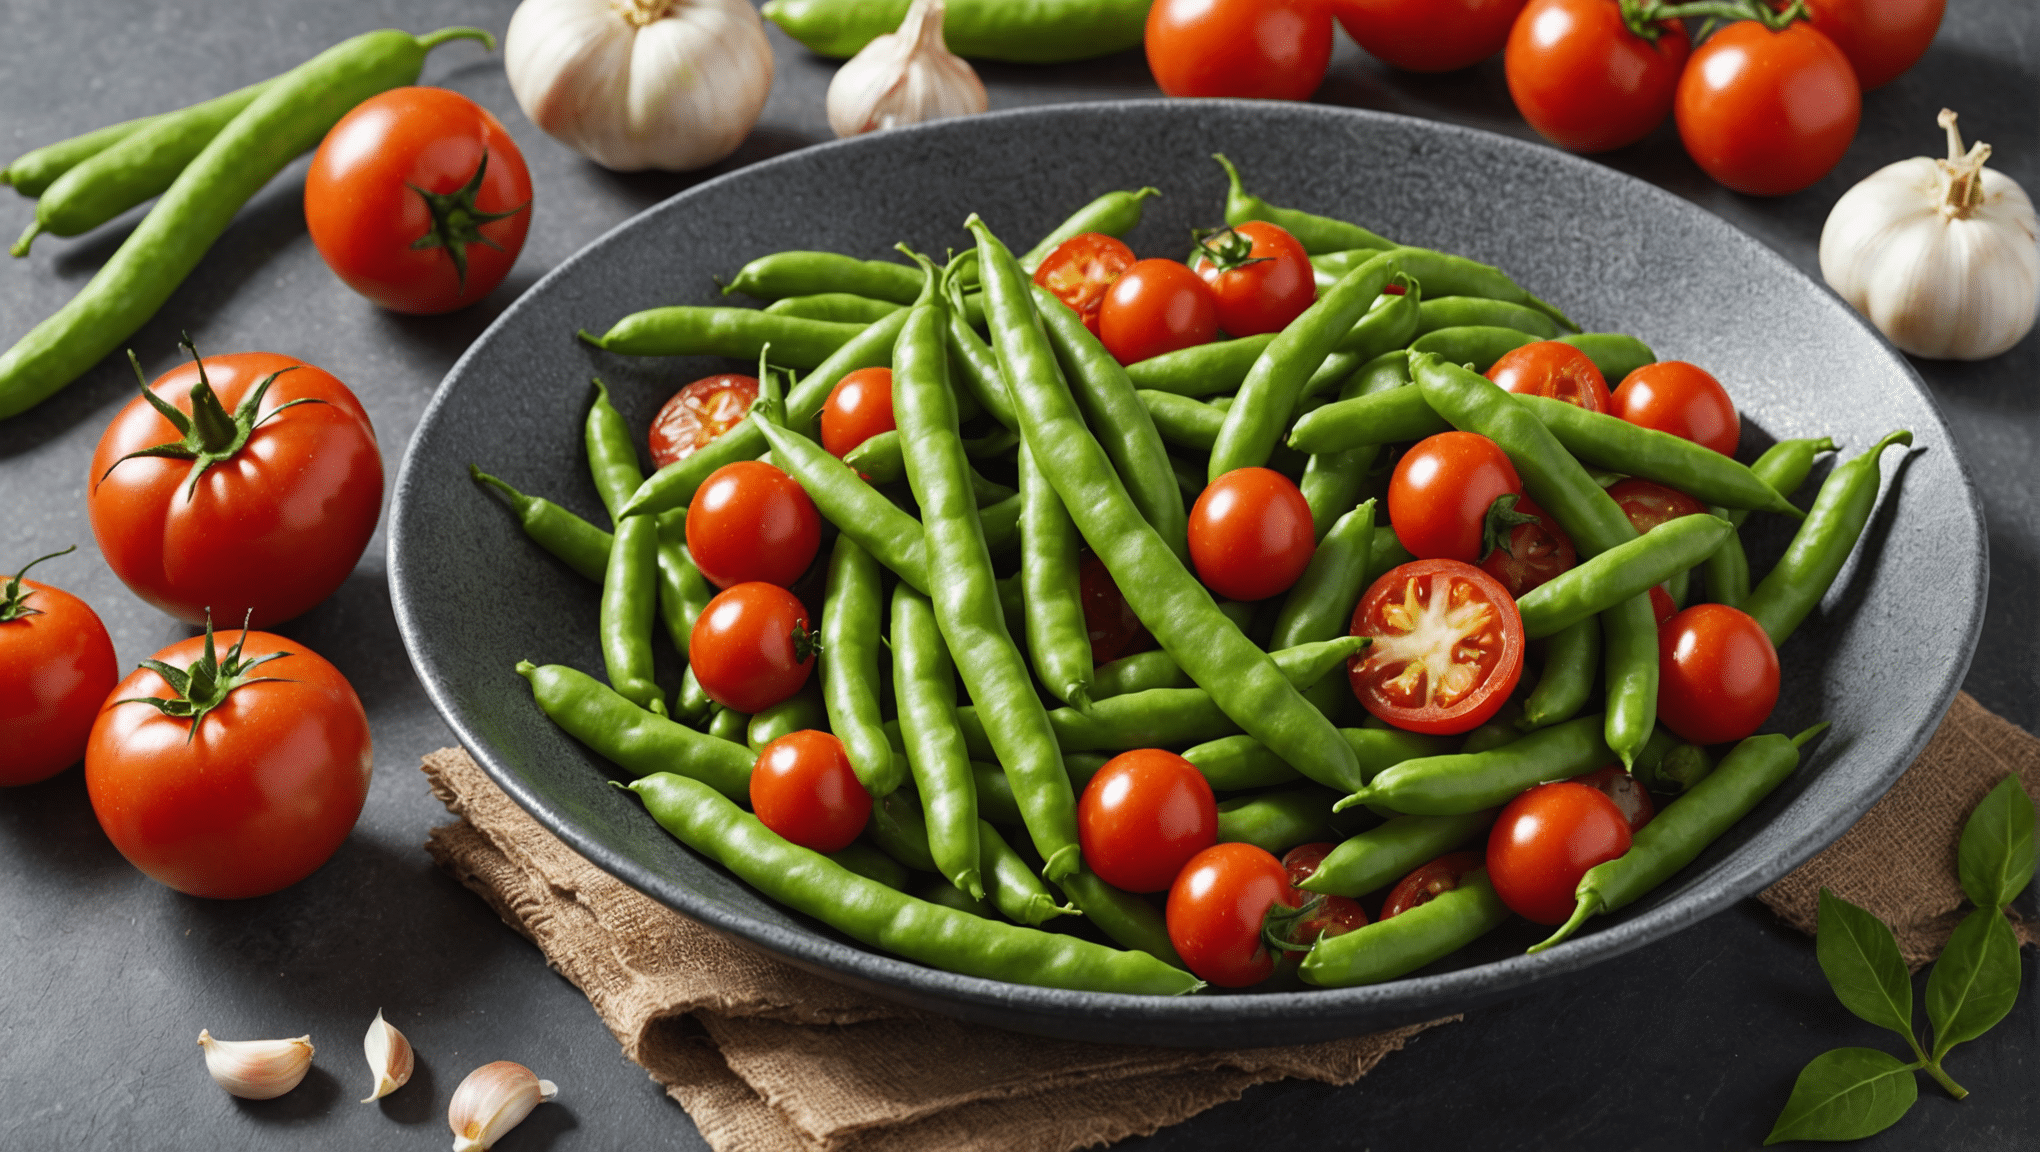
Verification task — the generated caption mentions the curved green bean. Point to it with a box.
[1413,296,1559,340]
[724,250,923,303]
[1298,869,1511,986]
[821,535,897,796]
[1216,786,1340,855]
[746,687,827,752]
[579,307,863,368]
[1517,396,1807,517]
[1020,442,1093,708]
[1020,186,1162,272]
[1054,865,1188,968]
[1745,431,1911,646]
[1271,499,1376,648]
[979,820,1078,926]
[518,662,750,798]
[1556,333,1655,383]
[1295,809,1497,898]
[765,293,904,323]
[1215,153,1394,254]
[471,466,612,582]
[1408,324,1539,372]
[1515,515,1734,638]
[4,112,166,198]
[1339,714,1611,815]
[1520,614,1600,731]
[762,0,1151,63]
[891,583,984,898]
[1313,247,1578,332]
[1704,437,1836,609]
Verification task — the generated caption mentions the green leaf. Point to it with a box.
[1926,904,2023,1062]
[1765,1047,1919,1145]
[1816,888,1916,1043]
[1958,774,2036,910]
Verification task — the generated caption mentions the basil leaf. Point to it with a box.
[1765,1047,1919,1145]
[1958,774,2036,910]
[1816,888,1916,1043]
[1926,904,2022,1062]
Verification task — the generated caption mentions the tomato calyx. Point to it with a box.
[117,613,294,739]
[100,337,325,501]
[790,621,823,665]
[1480,493,1544,562]
[0,544,73,622]
[1261,893,1325,952]
[406,149,531,295]
[1625,0,1804,40]
[1188,226,1271,275]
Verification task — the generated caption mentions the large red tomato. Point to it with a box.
[1146,0,1333,101]
[0,549,119,786]
[1505,0,1691,153]
[89,346,383,627]
[1798,0,1943,90]
[1335,0,1530,72]
[84,625,372,898]
[1674,20,1860,196]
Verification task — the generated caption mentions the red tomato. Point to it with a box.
[1166,842,1297,987]
[1657,604,1781,746]
[1388,432,1527,564]
[1033,233,1135,336]
[1078,749,1218,893]
[1080,555,1150,663]
[1611,362,1741,457]
[650,374,758,470]
[84,625,372,898]
[1486,341,1612,413]
[89,347,382,627]
[750,730,870,853]
[1674,21,1860,196]
[1574,765,1656,832]
[1649,584,1677,626]
[1097,259,1220,367]
[1380,850,1484,919]
[1798,0,1943,90]
[1280,843,1370,939]
[686,461,822,589]
[1349,559,1526,735]
[1334,0,1529,72]
[689,583,817,715]
[1146,0,1333,100]
[1607,478,1708,534]
[1281,841,1336,887]
[1190,223,1315,337]
[1505,0,1691,153]
[1487,781,1632,924]
[1187,468,1317,602]
[305,87,531,314]
[820,367,895,459]
[1479,495,1577,599]
[0,550,119,786]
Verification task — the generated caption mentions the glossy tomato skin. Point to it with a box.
[89,353,383,627]
[85,631,371,898]
[1080,555,1150,663]
[1033,233,1135,335]
[1487,781,1632,924]
[651,374,758,470]
[1166,842,1296,987]
[1479,495,1576,598]
[1335,0,1529,72]
[1657,604,1780,746]
[1608,478,1707,534]
[750,730,870,853]
[1097,259,1219,367]
[689,582,816,714]
[1612,362,1740,456]
[1078,749,1219,893]
[1486,341,1612,413]
[1675,21,1860,196]
[686,461,822,589]
[1389,432,1526,564]
[1505,0,1691,153]
[1191,223,1315,337]
[305,87,532,314]
[1380,850,1483,919]
[0,578,119,786]
[1188,468,1317,602]
[1575,765,1656,831]
[1800,0,1943,90]
[820,367,895,459]
[1349,559,1526,735]
[1146,0,1333,100]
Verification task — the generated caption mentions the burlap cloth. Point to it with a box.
[421,691,2037,1151]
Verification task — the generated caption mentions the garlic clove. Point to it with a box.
[448,1060,558,1152]
[826,0,987,138]
[197,1030,314,1100]
[360,1009,415,1103]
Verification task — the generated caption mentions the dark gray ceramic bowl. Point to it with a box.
[390,101,1984,1048]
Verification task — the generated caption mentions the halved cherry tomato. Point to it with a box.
[1166,842,1297,987]
[1380,850,1484,919]
[1388,431,1527,564]
[1080,555,1151,663]
[1190,222,1315,337]
[686,461,821,589]
[1188,467,1316,602]
[0,550,119,787]
[1796,0,1942,91]
[1478,495,1576,599]
[650,374,758,470]
[1097,259,1219,366]
[1333,0,1529,72]
[1078,749,1218,893]
[1674,20,1860,196]
[1146,0,1334,100]
[1487,781,1632,924]
[1575,765,1656,832]
[1611,362,1740,457]
[1486,341,1612,413]
[689,582,818,714]
[1279,842,1370,939]
[1657,604,1780,746]
[1607,477,1708,535]
[750,730,870,853]
[1505,0,1691,153]
[1033,233,1135,335]
[1349,559,1526,735]
[820,366,895,459]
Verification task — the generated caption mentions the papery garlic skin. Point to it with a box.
[449,1060,558,1152]
[1821,110,2039,360]
[360,1009,415,1103]
[197,1030,314,1100]
[505,0,773,172]
[827,0,988,138]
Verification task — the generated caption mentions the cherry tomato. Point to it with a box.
[1674,20,1860,197]
[1479,495,1576,599]
[650,374,758,470]
[89,348,382,627]
[1033,233,1136,336]
[1798,0,1943,90]
[0,551,119,787]
[1505,0,1691,153]
[1609,480,1708,543]
[84,626,372,898]
[686,461,822,589]
[1078,749,1219,893]
[1657,604,1781,746]
[688,582,818,714]
[1649,584,1677,626]
[1487,781,1632,924]
[1146,0,1333,100]
[1190,223,1315,337]
[1280,841,1336,888]
[1334,0,1529,72]
[1080,555,1150,663]
[1187,467,1317,602]
[1575,765,1656,832]
[1611,362,1741,457]
[1388,432,1526,564]
[750,730,870,852]
[1486,341,1612,413]
[305,87,531,314]
[1280,843,1370,939]
[1166,842,1297,987]
[1097,259,1220,367]
[1349,559,1526,735]
[1379,850,1484,920]
[820,367,895,459]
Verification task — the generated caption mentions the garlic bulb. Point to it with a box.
[826,0,987,138]
[505,0,773,172]
[360,1009,415,1102]
[448,1061,557,1152]
[197,1030,314,1100]
[1820,109,2039,360]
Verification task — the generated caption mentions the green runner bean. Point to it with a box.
[1556,333,1655,383]
[1287,379,1450,454]
[517,662,751,798]
[1125,333,1275,397]
[979,820,1078,926]
[1216,786,1341,855]
[4,112,167,197]
[579,307,863,368]
[1744,431,1911,646]
[1214,153,1394,254]
[1408,324,1538,371]
[891,583,984,897]
[707,704,749,743]
[1298,869,1511,986]
[471,466,612,582]
[747,687,827,752]
[1295,810,1497,898]
[761,0,1152,63]
[1704,437,1835,609]
[1054,865,1188,968]
[1313,248,1578,331]
[1019,186,1162,272]
[1516,395,1806,517]
[821,535,898,796]
[653,512,714,657]
[1516,515,1734,638]
[724,250,924,303]
[1138,390,1226,451]
[1339,714,1612,815]
[1271,499,1376,648]
[1413,297,1559,340]
[1520,614,1600,731]
[764,293,905,323]
[1020,442,1093,708]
